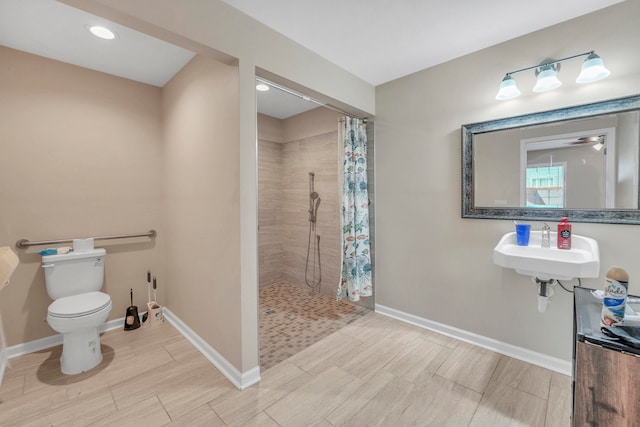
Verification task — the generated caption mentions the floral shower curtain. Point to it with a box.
[337,117,372,301]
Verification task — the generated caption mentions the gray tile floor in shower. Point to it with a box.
[259,281,370,370]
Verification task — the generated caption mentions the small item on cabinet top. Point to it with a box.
[601,266,629,327]
[601,325,640,348]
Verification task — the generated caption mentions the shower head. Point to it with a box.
[308,172,315,177]
[310,191,319,200]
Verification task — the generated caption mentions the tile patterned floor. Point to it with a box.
[0,308,572,426]
[259,281,370,370]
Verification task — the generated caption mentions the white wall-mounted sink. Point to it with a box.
[493,231,600,280]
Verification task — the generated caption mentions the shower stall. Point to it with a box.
[257,111,374,306]
[256,79,375,368]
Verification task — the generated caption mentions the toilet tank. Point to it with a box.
[42,248,106,299]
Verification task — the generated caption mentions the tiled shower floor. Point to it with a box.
[259,281,370,370]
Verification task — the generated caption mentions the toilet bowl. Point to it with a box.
[42,248,112,375]
[47,291,112,374]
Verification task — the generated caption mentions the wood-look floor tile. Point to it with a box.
[338,312,390,342]
[383,337,452,386]
[163,403,225,427]
[339,336,407,381]
[397,374,482,426]
[420,328,461,349]
[164,337,201,360]
[211,362,312,425]
[307,418,334,427]
[100,321,182,355]
[0,385,68,426]
[157,366,233,420]
[436,341,501,393]
[2,348,61,380]
[545,372,572,427]
[469,381,548,427]
[286,330,364,375]
[265,366,363,426]
[20,389,116,427]
[91,396,170,427]
[110,350,213,410]
[326,370,415,426]
[237,411,280,426]
[0,373,24,401]
[22,343,125,395]
[65,344,174,400]
[0,295,569,427]
[490,355,552,399]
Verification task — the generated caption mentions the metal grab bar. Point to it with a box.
[16,229,157,249]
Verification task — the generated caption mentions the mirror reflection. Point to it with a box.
[462,94,640,224]
[474,111,639,209]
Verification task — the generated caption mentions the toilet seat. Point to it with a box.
[48,291,111,318]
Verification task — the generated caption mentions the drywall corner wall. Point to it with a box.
[60,0,376,375]
[0,46,164,346]
[162,55,242,368]
[375,0,640,362]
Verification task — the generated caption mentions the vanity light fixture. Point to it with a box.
[496,51,611,101]
[88,25,116,40]
[532,63,562,93]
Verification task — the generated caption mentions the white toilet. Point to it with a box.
[42,248,112,374]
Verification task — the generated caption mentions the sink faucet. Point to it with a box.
[541,223,551,248]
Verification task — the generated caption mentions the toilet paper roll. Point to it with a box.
[0,246,19,290]
[72,238,94,252]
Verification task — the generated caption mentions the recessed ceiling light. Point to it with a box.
[256,83,270,92]
[89,25,116,40]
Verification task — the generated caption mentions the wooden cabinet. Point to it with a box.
[573,288,640,426]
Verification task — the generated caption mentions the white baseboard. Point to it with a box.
[0,310,260,390]
[375,304,571,376]
[0,348,7,385]
[163,308,260,390]
[4,316,123,361]
[0,316,124,385]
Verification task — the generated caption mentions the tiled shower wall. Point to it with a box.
[280,130,341,296]
[257,137,283,286]
[258,109,374,310]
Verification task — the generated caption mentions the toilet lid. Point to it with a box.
[48,291,111,318]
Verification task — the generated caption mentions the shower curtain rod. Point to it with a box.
[256,77,367,121]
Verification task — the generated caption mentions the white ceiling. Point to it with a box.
[0,0,624,119]
[0,0,195,87]
[256,85,320,120]
[224,0,623,86]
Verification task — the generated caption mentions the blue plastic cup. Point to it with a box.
[515,224,531,246]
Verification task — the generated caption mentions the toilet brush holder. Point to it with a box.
[146,302,164,326]
[124,288,141,331]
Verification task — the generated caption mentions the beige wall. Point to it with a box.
[162,55,241,368]
[375,0,640,362]
[61,0,377,373]
[0,46,164,346]
[257,137,283,287]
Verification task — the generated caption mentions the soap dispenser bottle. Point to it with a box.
[541,223,551,248]
[557,217,572,250]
